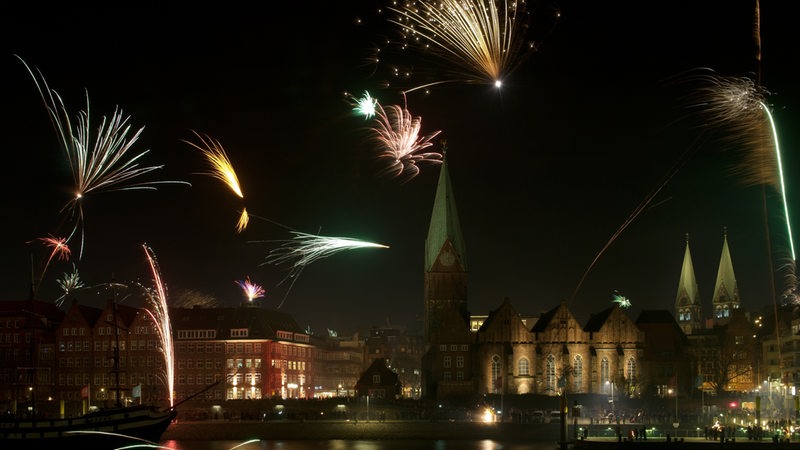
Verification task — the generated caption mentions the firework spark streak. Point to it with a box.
[141,244,175,408]
[370,96,442,180]
[385,0,556,93]
[17,56,190,258]
[182,130,249,233]
[236,276,266,302]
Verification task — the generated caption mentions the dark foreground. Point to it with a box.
[573,437,799,450]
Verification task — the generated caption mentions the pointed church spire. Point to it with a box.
[675,233,701,334]
[712,227,740,323]
[425,144,466,271]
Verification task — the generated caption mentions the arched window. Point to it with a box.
[574,355,583,392]
[491,355,501,393]
[518,357,530,376]
[601,357,610,392]
[546,355,556,394]
[627,357,637,387]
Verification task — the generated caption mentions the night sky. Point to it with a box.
[2,1,797,335]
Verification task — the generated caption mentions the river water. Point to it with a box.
[159,439,558,450]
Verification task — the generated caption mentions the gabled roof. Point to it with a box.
[529,301,581,333]
[425,159,466,271]
[583,305,615,332]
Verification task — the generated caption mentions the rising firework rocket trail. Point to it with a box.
[17,56,190,258]
[141,243,175,408]
[183,130,249,233]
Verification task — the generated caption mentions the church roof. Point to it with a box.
[425,159,466,271]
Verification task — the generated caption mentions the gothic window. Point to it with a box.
[627,357,637,385]
[574,355,583,392]
[601,357,610,391]
[546,354,556,394]
[518,357,529,376]
[491,355,501,393]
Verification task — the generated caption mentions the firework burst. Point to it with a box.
[183,131,249,233]
[383,0,559,93]
[347,91,378,119]
[236,276,266,302]
[17,56,190,258]
[55,263,84,307]
[370,95,442,180]
[29,234,71,296]
[611,290,632,309]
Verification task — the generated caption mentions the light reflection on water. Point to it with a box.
[159,440,552,450]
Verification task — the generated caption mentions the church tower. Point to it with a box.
[423,158,468,342]
[711,227,740,324]
[421,156,473,400]
[675,233,702,334]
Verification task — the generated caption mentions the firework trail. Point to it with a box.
[28,234,71,296]
[370,95,442,181]
[569,147,684,303]
[252,220,389,307]
[17,56,190,258]
[236,276,266,302]
[55,263,84,307]
[384,0,559,93]
[141,243,175,408]
[182,130,249,233]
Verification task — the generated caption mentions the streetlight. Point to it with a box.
[606,380,614,413]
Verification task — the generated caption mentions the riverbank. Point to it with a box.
[161,420,565,441]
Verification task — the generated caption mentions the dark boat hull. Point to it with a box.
[0,405,176,449]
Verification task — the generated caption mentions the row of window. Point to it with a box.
[438,344,470,352]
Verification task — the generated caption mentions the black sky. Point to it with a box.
[2,1,797,335]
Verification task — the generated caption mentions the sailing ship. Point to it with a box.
[0,404,176,448]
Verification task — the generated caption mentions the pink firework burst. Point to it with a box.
[370,95,442,180]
